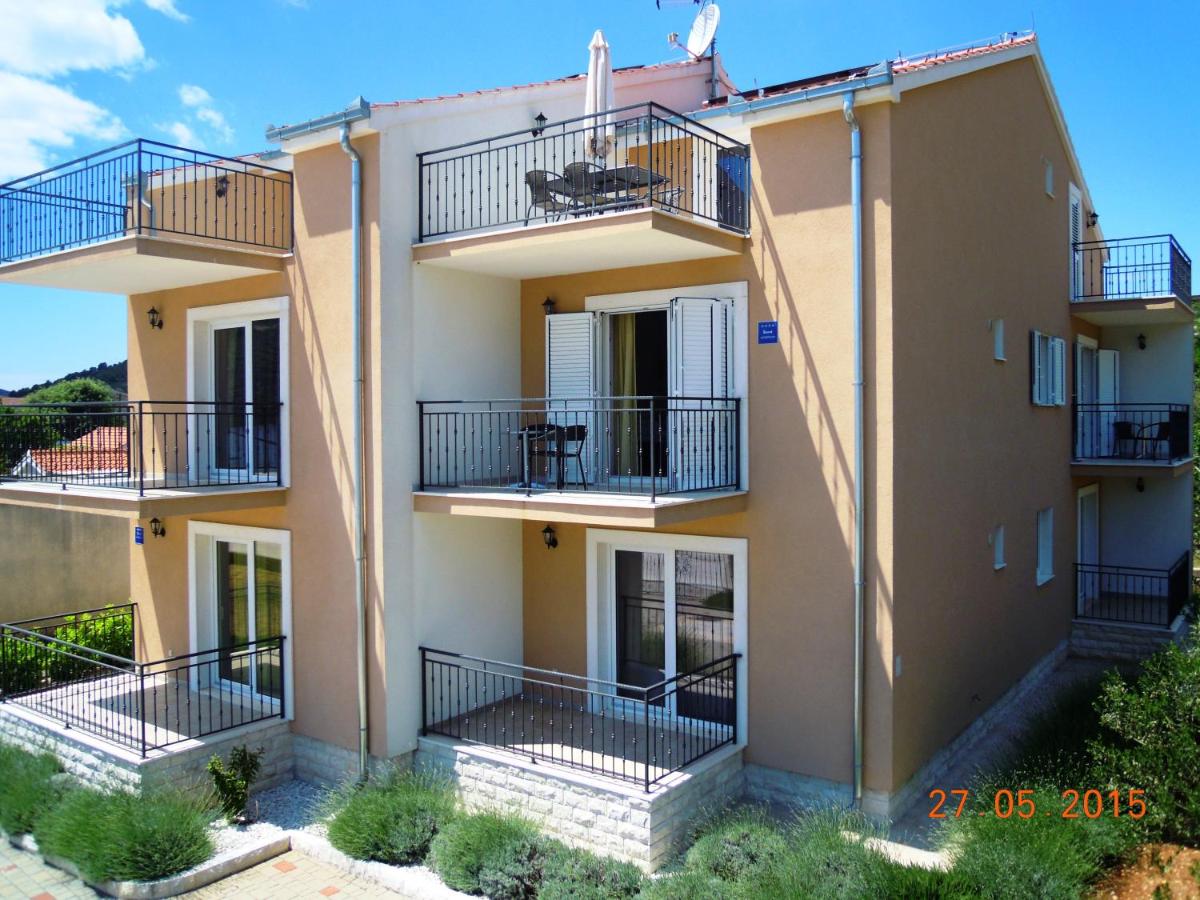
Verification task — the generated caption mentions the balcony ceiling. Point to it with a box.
[411,208,745,279]
[0,235,288,294]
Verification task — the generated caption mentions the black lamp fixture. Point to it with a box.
[1136,477,1146,494]
[1137,333,1147,350]
[149,517,166,538]
[1087,210,1099,228]
[542,296,556,316]
[531,112,547,137]
[541,524,558,550]
[147,307,163,330]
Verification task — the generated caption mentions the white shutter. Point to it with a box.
[1069,183,1083,298]
[669,297,735,491]
[1051,337,1066,406]
[1031,330,1044,405]
[545,312,597,488]
[546,313,596,400]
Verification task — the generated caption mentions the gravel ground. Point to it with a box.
[209,779,334,857]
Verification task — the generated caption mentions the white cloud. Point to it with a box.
[196,107,233,143]
[0,0,145,78]
[178,84,211,107]
[160,120,197,147]
[0,72,126,179]
[142,0,188,22]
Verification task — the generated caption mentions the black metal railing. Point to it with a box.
[417,396,740,500]
[1075,551,1191,627]
[0,606,286,756]
[0,138,293,263]
[1072,403,1190,463]
[1073,235,1192,304]
[420,647,739,791]
[0,400,284,494]
[416,102,751,241]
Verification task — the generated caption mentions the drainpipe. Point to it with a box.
[339,123,369,780]
[842,90,865,809]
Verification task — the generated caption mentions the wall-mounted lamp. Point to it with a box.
[149,517,166,538]
[1137,333,1147,350]
[531,112,548,137]
[541,524,558,550]
[215,175,230,199]
[542,296,556,316]
[1086,210,1099,228]
[147,307,163,330]
[1136,478,1146,494]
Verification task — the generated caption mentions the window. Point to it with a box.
[992,525,1006,570]
[1036,507,1054,585]
[1031,331,1066,406]
[189,520,293,714]
[992,319,1005,362]
[1044,158,1054,197]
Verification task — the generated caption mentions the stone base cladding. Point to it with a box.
[416,737,744,872]
[744,764,853,809]
[1070,614,1190,662]
[0,703,293,795]
[293,733,413,787]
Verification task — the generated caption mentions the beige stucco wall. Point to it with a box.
[0,507,129,623]
[519,98,897,792]
[887,57,1089,789]
[126,133,391,759]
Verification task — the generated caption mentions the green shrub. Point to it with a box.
[638,869,734,898]
[1089,630,1200,843]
[1000,675,1107,786]
[0,744,61,835]
[327,771,456,865]
[477,834,549,900]
[427,812,536,894]
[539,843,644,899]
[684,811,787,881]
[35,787,214,883]
[207,745,264,822]
[941,781,1135,899]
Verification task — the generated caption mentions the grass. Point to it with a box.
[326,770,456,865]
[34,786,215,883]
[998,675,1107,785]
[0,744,61,836]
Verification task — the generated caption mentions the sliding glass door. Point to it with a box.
[211,317,280,478]
[214,539,283,699]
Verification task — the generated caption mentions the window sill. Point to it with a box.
[1036,572,1054,587]
[993,563,1007,571]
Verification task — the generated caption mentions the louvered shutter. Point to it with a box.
[545,312,597,487]
[1069,184,1083,298]
[669,297,735,490]
[1031,331,1044,405]
[1051,337,1066,406]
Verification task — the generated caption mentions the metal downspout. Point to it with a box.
[339,123,369,780]
[842,91,865,809]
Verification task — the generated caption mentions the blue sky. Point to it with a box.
[0,0,1196,390]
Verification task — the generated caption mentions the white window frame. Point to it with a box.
[992,525,1006,571]
[186,296,290,487]
[584,281,749,490]
[1031,330,1066,407]
[585,528,748,747]
[1036,506,1054,586]
[187,519,294,719]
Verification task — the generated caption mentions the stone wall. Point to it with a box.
[1070,615,1190,662]
[416,737,743,872]
[0,704,293,795]
[293,733,412,787]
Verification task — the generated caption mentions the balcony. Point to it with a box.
[1075,551,1191,628]
[1071,235,1193,325]
[0,401,286,515]
[0,139,292,293]
[413,397,746,526]
[1071,403,1191,476]
[412,103,749,278]
[0,604,286,757]
[420,647,738,791]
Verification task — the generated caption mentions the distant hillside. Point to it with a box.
[7,361,127,398]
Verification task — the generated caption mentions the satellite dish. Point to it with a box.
[685,2,720,58]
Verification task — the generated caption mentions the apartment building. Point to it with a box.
[0,31,1191,869]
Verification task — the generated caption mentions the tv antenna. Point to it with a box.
[666,1,721,99]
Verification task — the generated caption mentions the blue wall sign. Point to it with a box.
[134,526,144,545]
[757,320,779,344]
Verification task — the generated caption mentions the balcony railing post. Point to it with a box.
[279,636,287,720]
[642,690,651,793]
[135,139,143,237]
[418,402,426,491]
[649,396,658,503]
[138,662,148,758]
[734,398,742,490]
[419,646,428,736]
[136,401,146,496]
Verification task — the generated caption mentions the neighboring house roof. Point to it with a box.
[12,426,129,478]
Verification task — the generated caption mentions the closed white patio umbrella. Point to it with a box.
[584,29,615,161]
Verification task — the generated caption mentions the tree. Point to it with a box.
[23,378,115,406]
